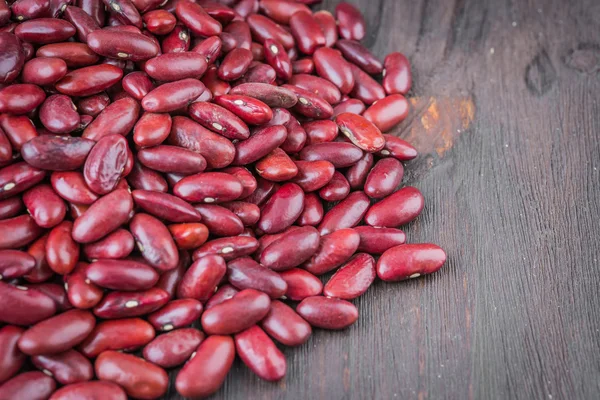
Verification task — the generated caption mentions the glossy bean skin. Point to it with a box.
[377,243,446,281]
[235,325,286,381]
[129,213,179,271]
[22,57,68,86]
[188,102,251,141]
[63,5,100,42]
[233,125,287,165]
[0,215,43,249]
[218,47,253,81]
[263,38,292,80]
[255,147,297,182]
[127,160,168,192]
[147,299,202,331]
[345,151,373,189]
[335,2,366,41]
[383,52,412,95]
[377,134,418,161]
[259,0,310,24]
[26,283,70,311]
[283,84,334,119]
[83,134,128,195]
[0,371,56,400]
[350,64,385,105]
[143,328,203,368]
[313,47,355,94]
[39,95,80,134]
[95,350,168,400]
[193,236,259,262]
[142,78,205,113]
[247,13,294,49]
[22,184,66,229]
[177,255,226,302]
[364,186,424,227]
[0,197,24,220]
[169,223,209,250]
[194,204,244,236]
[175,335,235,399]
[214,94,273,125]
[79,318,155,358]
[154,251,189,299]
[143,9,176,35]
[201,64,230,95]
[0,83,46,115]
[300,142,363,168]
[231,169,263,202]
[161,23,190,53]
[303,228,360,275]
[56,64,123,97]
[230,83,297,108]
[176,0,222,37]
[137,145,206,174]
[0,33,24,84]
[201,288,271,335]
[14,18,75,44]
[261,300,312,347]
[258,182,304,234]
[205,284,238,310]
[280,268,323,301]
[82,229,134,260]
[296,296,358,329]
[82,97,140,141]
[50,172,96,206]
[323,253,376,299]
[335,39,382,74]
[292,58,314,74]
[103,0,142,27]
[289,11,325,55]
[46,221,79,275]
[364,157,404,199]
[77,93,110,117]
[31,350,92,385]
[335,112,385,152]
[224,20,252,50]
[72,189,134,243]
[227,257,287,298]
[0,115,38,151]
[144,52,207,82]
[0,127,11,164]
[49,381,127,400]
[333,98,366,117]
[21,136,94,172]
[318,191,370,235]
[319,171,350,201]
[64,262,102,309]
[132,190,200,223]
[122,71,154,101]
[363,94,409,133]
[132,112,171,148]
[260,226,320,271]
[0,326,26,384]
[174,172,243,203]
[287,75,341,105]
[292,160,335,192]
[236,62,276,84]
[17,309,95,355]
[192,36,222,65]
[354,226,406,254]
[304,120,338,145]
[93,288,169,319]
[0,250,35,280]
[86,259,158,291]
[313,10,338,47]
[37,42,100,69]
[296,192,323,226]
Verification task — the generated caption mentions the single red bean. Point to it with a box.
[122,71,154,101]
[377,134,418,160]
[26,282,70,311]
[147,299,203,331]
[95,350,168,400]
[261,299,312,346]
[383,52,412,95]
[287,74,341,105]
[76,0,106,27]
[333,97,365,117]
[363,94,410,132]
[220,201,260,226]
[31,350,92,385]
[283,84,335,119]
[345,151,373,189]
[377,243,446,281]
[64,262,103,309]
[259,0,309,24]
[296,192,323,226]
[233,125,287,166]
[192,35,222,64]
[262,38,292,80]
[175,335,235,399]
[82,229,134,260]
[9,0,49,21]
[259,226,320,271]
[289,11,325,55]
[24,234,54,284]
[365,186,424,227]
[300,142,363,168]
[193,236,257,263]
[247,13,294,49]
[292,160,335,192]
[64,5,100,42]
[194,204,244,236]
[17,309,94,355]
[79,318,155,358]
[0,115,38,151]
[37,42,100,68]
[313,10,338,47]
[127,160,169,192]
[93,287,169,319]
[0,282,57,326]
[137,145,207,174]
[303,228,360,275]
[218,47,253,81]
[132,190,200,223]
[313,47,355,94]
[304,119,339,145]
[169,223,209,250]
[176,0,221,37]
[143,328,203,368]
[235,325,286,381]
[227,257,287,298]
[38,95,79,134]
[77,93,110,117]
[86,259,157,291]
[143,9,176,35]
[0,371,56,400]
[132,112,171,148]
[0,84,45,115]
[0,33,24,84]
[188,101,249,140]
[0,250,35,280]
[223,166,257,199]
[21,136,94,172]
[297,295,358,329]
[22,184,65,229]
[255,147,297,182]
[201,65,231,97]
[174,171,243,203]
[214,94,273,125]
[201,288,271,334]
[201,4,234,25]
[0,215,43,249]
[279,268,323,301]
[292,58,314,74]
[318,191,369,235]
[281,115,307,153]
[0,326,26,384]
[21,57,67,86]
[50,381,127,400]
[335,39,382,74]
[83,134,129,194]
[177,255,226,302]
[235,61,277,84]
[234,0,258,18]
[154,251,189,299]
[258,182,304,234]
[230,83,297,109]
[0,197,23,220]
[335,112,385,152]
[144,52,207,82]
[14,18,75,44]
[319,171,350,202]
[364,157,404,199]
[335,2,366,41]
[142,78,205,113]
[45,221,79,275]
[224,20,251,50]
[130,0,163,13]
[323,253,376,299]
[0,128,11,164]
[350,63,385,105]
[82,97,140,141]
[353,226,406,254]
[204,284,238,310]
[129,213,179,271]
[161,23,190,53]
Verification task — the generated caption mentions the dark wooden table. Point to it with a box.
[168,0,600,398]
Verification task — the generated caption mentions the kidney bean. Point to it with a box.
[377,243,446,281]
[363,97,409,135]
[345,152,372,190]
[143,9,176,35]
[289,11,325,55]
[0,371,56,400]
[23,234,53,284]
[188,101,249,140]
[233,125,286,166]
[137,146,206,175]
[247,13,294,49]
[85,259,157,291]
[264,107,292,128]
[0,197,23,220]
[213,94,272,126]
[335,39,382,75]
[383,52,412,95]
[304,120,338,146]
[313,47,355,95]
[258,182,304,234]
[121,72,154,101]
[291,160,334,192]
[323,253,376,299]
[31,350,91,385]
[219,169,255,200]
[21,184,64,229]
[0,250,34,280]
[38,95,79,134]
[0,83,45,115]
[174,172,242,204]
[62,263,100,309]
[281,85,334,120]
[261,38,291,80]
[300,142,363,169]
[169,223,209,250]
[141,78,204,113]
[175,335,235,399]
[25,282,70,312]
[297,296,358,329]
[227,257,287,298]
[81,229,132,260]
[294,194,321,227]
[218,201,258,226]
[310,10,336,48]
[304,228,360,275]
[131,113,170,148]
[335,112,385,152]
[0,326,26,384]
[217,47,252,81]
[205,284,238,310]
[131,190,198,223]
[21,136,92,173]
[0,129,10,165]
[72,188,133,244]
[259,228,317,272]
[77,94,110,118]
[333,98,365,118]
[201,65,230,97]
[127,160,168,192]
[201,288,270,334]
[153,251,188,299]
[221,20,248,49]
[236,61,277,84]
[143,328,203,368]
[254,147,296,182]
[75,0,105,26]
[0,215,43,249]
[63,5,99,42]
[174,0,220,36]
[192,35,222,64]
[21,57,67,87]
[258,0,308,24]
[279,268,322,301]
[81,135,127,195]
[161,23,189,53]
[144,52,207,82]
[95,350,168,400]
[364,186,424,228]
[0,33,24,84]
[352,226,406,255]
[363,158,404,199]
[377,134,418,160]
[0,115,37,152]
[235,325,286,381]
[83,98,139,141]
[37,43,99,69]
[292,58,314,75]
[147,299,202,331]
[230,84,297,111]
[94,287,169,319]
[44,221,79,275]
[335,2,366,41]
[319,171,350,202]
[350,64,385,105]
[16,309,93,356]
[278,116,305,154]
[79,318,155,357]
[319,191,369,235]
[14,18,75,44]
[288,74,341,106]
[129,214,178,271]
[177,254,226,302]
[202,4,234,25]
[262,300,312,347]
[194,204,244,236]
[50,381,127,400]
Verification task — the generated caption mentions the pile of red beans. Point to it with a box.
[0,0,447,398]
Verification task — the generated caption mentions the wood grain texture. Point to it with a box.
[166,0,600,398]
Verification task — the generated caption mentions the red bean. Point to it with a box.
[142,78,205,113]
[377,243,446,281]
[14,18,75,44]
[122,71,154,101]
[64,5,100,42]
[22,184,65,229]
[22,57,68,86]
[0,115,38,151]
[227,257,287,298]
[377,134,418,160]
[333,98,366,117]
[77,93,110,117]
[335,112,385,152]
[0,215,43,250]
[297,295,358,329]
[193,236,258,263]
[220,201,260,226]
[214,94,273,125]
[21,136,93,172]
[247,13,294,49]
[303,228,360,275]
[218,47,253,81]
[235,325,286,381]
[224,20,251,49]
[0,371,56,400]
[364,158,404,199]
[350,63,386,105]
[288,74,341,105]
[261,300,312,346]
[82,97,140,141]
[143,9,176,35]
[30,350,91,385]
[289,11,325,55]
[49,380,127,400]
[0,250,35,280]
[260,226,320,271]
[231,83,298,109]
[313,10,338,47]
[201,288,271,334]
[86,259,157,291]
[93,287,169,319]
[168,223,209,250]
[259,0,310,24]
[192,35,222,65]
[292,58,314,74]
[147,298,202,331]
[363,94,410,132]
[263,38,292,80]
[335,39,383,74]
[79,318,155,357]
[335,2,366,41]
[188,102,249,140]
[255,147,298,182]
[194,203,244,236]
[300,142,364,168]
[45,221,79,275]
[296,192,324,226]
[176,0,221,37]
[175,335,235,399]
[243,175,276,206]
[383,52,412,95]
[132,112,171,148]
[0,326,26,384]
[37,42,100,68]
[144,52,207,82]
[319,171,351,202]
[313,47,355,94]
[364,186,424,228]
[233,125,287,165]
[279,268,322,301]
[177,255,226,302]
[304,120,338,145]
[81,229,132,260]
[258,182,304,234]
[0,33,24,84]
[56,64,122,97]
[236,61,276,84]
[353,226,406,254]
[174,171,243,203]
[161,23,190,53]
[0,83,46,115]
[323,253,376,299]
[95,350,168,400]
[143,327,203,368]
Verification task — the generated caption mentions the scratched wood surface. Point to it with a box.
[167,0,600,398]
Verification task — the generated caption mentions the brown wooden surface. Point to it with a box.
[168,0,600,398]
